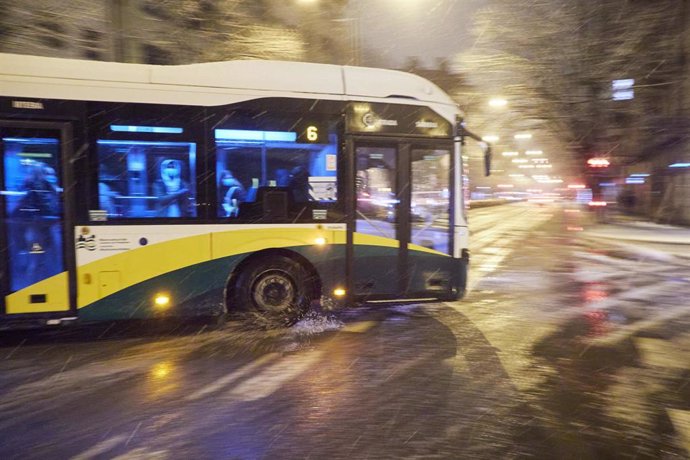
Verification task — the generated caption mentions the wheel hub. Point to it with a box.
[252,271,295,312]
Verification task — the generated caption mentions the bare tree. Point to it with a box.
[455,0,685,171]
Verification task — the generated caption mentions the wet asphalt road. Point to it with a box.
[1,203,688,459]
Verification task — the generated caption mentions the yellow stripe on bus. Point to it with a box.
[76,227,341,308]
[353,232,400,248]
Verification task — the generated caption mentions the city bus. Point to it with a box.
[0,53,488,328]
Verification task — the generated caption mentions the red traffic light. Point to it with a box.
[587,158,610,168]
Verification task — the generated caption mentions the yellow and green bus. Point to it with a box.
[0,53,486,327]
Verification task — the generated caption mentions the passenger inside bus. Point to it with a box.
[96,140,197,219]
[5,155,63,291]
[218,169,246,217]
[154,159,193,218]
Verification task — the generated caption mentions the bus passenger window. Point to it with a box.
[96,140,197,219]
[214,128,337,219]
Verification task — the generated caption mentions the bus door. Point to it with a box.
[352,140,454,299]
[0,121,72,317]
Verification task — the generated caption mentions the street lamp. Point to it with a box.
[489,98,508,108]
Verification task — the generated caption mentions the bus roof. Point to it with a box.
[0,53,457,108]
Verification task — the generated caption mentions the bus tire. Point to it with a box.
[231,255,311,327]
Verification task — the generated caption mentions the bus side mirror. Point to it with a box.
[480,142,492,176]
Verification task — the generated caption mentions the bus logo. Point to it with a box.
[362,112,398,128]
[76,233,97,251]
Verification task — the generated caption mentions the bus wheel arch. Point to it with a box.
[224,249,321,326]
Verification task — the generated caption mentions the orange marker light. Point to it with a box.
[154,294,171,309]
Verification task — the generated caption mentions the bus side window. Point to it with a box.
[96,140,197,219]
[214,129,338,221]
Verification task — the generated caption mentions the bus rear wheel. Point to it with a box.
[231,255,311,327]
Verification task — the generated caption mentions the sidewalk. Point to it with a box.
[582,214,690,245]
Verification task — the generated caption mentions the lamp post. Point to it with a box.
[488,98,508,108]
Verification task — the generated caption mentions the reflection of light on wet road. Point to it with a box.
[478,256,506,273]
[71,434,130,460]
[224,351,323,402]
[634,335,690,370]
[582,282,609,304]
[150,361,173,379]
[667,409,690,453]
[145,361,179,400]
[186,353,280,401]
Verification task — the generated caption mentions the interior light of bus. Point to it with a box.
[154,294,171,309]
[17,152,53,158]
[96,139,196,148]
[215,129,297,142]
[314,237,327,246]
[625,178,645,185]
[669,162,690,168]
[588,201,607,207]
[333,288,346,297]
[110,125,183,134]
[629,173,650,177]
[2,137,59,144]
